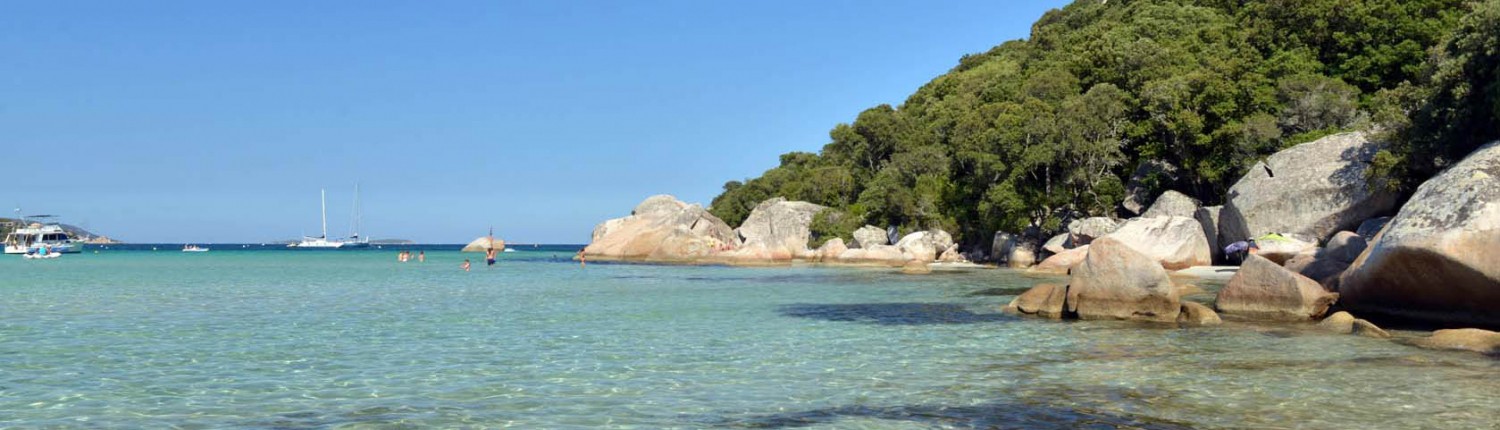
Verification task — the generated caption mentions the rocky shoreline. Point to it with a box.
[581,132,1500,356]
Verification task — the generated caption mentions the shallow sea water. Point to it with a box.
[1,248,1495,429]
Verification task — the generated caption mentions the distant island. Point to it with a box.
[0,217,121,244]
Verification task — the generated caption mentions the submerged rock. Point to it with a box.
[1178,302,1222,326]
[1339,141,1500,328]
[1065,237,1181,322]
[1219,131,1398,247]
[900,260,932,275]
[1410,328,1500,355]
[1104,216,1212,270]
[1317,311,1357,334]
[1352,319,1391,339]
[1216,255,1338,321]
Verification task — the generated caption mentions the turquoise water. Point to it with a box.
[1,249,1496,429]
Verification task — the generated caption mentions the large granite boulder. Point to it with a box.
[1030,245,1089,275]
[852,225,888,249]
[1340,141,1500,328]
[1216,255,1338,321]
[583,195,738,261]
[1141,190,1201,219]
[1065,237,1181,322]
[1104,216,1212,270]
[1004,283,1068,319]
[1068,217,1120,246]
[895,229,954,262]
[815,238,848,261]
[1121,160,1180,217]
[1219,132,1398,247]
[1324,231,1367,264]
[835,244,908,266]
[1195,206,1223,263]
[1355,217,1391,241]
[1252,235,1317,265]
[1283,251,1350,287]
[1008,240,1038,269]
[733,198,827,260]
[1042,233,1072,255]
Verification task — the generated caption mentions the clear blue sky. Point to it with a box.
[1,1,1068,244]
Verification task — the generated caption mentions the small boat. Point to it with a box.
[23,251,61,260]
[183,245,209,252]
[503,248,516,253]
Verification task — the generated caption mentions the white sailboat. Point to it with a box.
[288,186,370,249]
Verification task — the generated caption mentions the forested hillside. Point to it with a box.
[710,0,1499,248]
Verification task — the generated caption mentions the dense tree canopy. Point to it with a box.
[712,0,1490,249]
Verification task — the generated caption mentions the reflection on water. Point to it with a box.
[0,251,1495,428]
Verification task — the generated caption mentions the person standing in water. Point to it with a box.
[418,251,425,263]
[461,259,471,272]
[577,248,586,268]
[486,247,498,267]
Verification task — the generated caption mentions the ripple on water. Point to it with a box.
[0,253,1496,428]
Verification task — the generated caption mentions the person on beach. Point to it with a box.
[461,259,471,272]
[418,251,425,263]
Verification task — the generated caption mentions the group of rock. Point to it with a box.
[582,131,1500,355]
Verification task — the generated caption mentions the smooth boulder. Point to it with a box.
[1177,302,1222,326]
[1121,160,1180,217]
[1216,255,1338,321]
[1030,245,1089,275]
[895,229,955,262]
[1042,233,1071,255]
[1252,235,1317,265]
[1340,141,1500,328]
[1104,216,1212,270]
[1141,190,1201,219]
[1355,217,1391,241]
[1219,131,1398,247]
[1004,283,1068,319]
[1008,241,1038,269]
[1324,231,1367,264]
[733,198,827,259]
[852,225,888,249]
[1068,217,1121,246]
[582,195,737,261]
[1283,251,1349,287]
[1410,329,1500,355]
[816,238,848,261]
[991,232,1017,264]
[1065,237,1181,322]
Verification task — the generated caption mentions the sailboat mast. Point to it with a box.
[320,188,328,239]
[353,183,361,240]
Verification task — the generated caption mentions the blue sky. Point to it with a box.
[1,1,1068,243]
